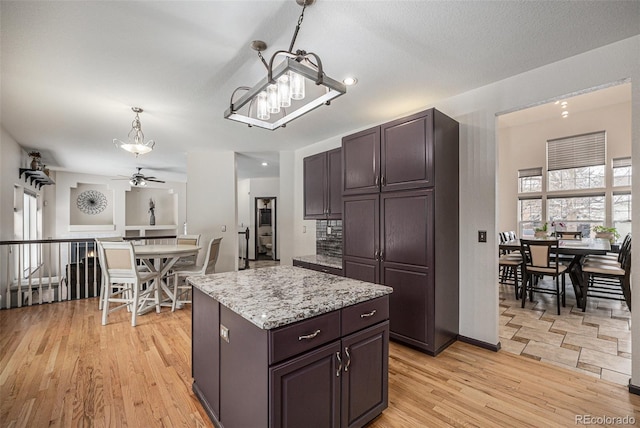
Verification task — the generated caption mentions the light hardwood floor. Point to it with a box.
[2,298,639,427]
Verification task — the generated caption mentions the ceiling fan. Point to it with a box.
[115,167,165,186]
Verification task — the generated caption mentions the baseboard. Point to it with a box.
[458,335,501,352]
[628,382,640,396]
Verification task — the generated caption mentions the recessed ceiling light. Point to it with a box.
[554,101,560,105]
[562,111,569,118]
[343,77,358,86]
[561,101,568,107]
[262,162,268,166]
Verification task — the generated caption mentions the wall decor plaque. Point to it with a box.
[76,190,108,215]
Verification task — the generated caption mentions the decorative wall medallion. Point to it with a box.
[76,190,108,215]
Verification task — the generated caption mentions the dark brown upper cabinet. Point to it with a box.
[342,110,434,196]
[304,148,342,220]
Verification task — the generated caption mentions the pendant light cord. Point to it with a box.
[288,3,307,53]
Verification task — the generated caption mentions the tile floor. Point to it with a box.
[499,280,632,386]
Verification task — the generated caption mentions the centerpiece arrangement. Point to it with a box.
[592,225,620,244]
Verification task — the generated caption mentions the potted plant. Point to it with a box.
[534,222,548,238]
[592,225,620,244]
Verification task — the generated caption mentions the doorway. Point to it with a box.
[254,197,277,261]
[496,82,632,385]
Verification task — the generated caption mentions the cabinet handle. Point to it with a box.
[375,175,379,186]
[336,351,342,377]
[298,329,321,341]
[381,175,386,186]
[344,347,351,372]
[374,250,379,261]
[380,251,385,261]
[360,309,377,318]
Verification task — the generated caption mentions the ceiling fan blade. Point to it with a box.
[146,179,165,183]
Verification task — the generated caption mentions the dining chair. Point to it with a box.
[95,236,124,310]
[172,234,202,269]
[100,241,159,326]
[499,252,523,299]
[519,239,567,315]
[171,237,222,311]
[581,235,631,311]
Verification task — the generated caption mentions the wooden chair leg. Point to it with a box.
[555,275,561,316]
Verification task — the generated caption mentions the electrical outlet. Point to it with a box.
[303,226,307,233]
[220,324,229,343]
[327,226,332,235]
[478,230,487,243]
[221,225,227,232]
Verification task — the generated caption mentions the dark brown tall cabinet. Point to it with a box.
[342,108,459,355]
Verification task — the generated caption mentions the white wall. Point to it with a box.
[237,178,251,230]
[278,151,295,266]
[53,170,186,239]
[498,100,632,233]
[187,151,237,273]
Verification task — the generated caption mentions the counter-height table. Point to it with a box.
[133,244,200,311]
[188,265,393,428]
[500,238,611,309]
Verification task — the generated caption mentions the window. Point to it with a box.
[548,195,605,221]
[18,190,42,278]
[515,130,631,239]
[613,192,632,238]
[547,131,606,191]
[518,167,542,193]
[613,157,632,187]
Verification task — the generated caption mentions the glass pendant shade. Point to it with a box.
[256,92,270,120]
[290,71,305,100]
[267,84,280,114]
[277,74,291,107]
[114,107,155,157]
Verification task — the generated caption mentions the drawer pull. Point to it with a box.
[336,351,342,377]
[360,309,377,318]
[298,329,321,341]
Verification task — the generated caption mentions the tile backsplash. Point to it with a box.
[316,220,342,258]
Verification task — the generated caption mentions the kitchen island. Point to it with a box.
[188,265,392,428]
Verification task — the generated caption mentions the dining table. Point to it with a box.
[499,237,611,310]
[133,244,200,313]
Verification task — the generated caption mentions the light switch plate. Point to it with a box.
[478,230,487,243]
[221,225,227,232]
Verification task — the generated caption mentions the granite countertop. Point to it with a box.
[292,254,343,269]
[188,265,392,330]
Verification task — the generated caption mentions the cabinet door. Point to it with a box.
[270,341,341,428]
[380,190,434,351]
[327,148,342,219]
[380,189,434,268]
[341,322,389,428]
[342,127,380,196]
[304,152,328,219]
[382,264,433,351]
[343,194,380,284]
[192,288,220,419]
[380,110,434,192]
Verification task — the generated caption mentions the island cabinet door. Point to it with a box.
[192,288,220,420]
[270,341,341,428]
[340,322,389,428]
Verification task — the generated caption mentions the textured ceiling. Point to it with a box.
[2,1,639,182]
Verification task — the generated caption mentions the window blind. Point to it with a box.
[518,167,542,178]
[547,131,605,171]
[613,157,631,168]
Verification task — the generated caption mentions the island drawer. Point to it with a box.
[307,263,343,276]
[341,295,389,336]
[269,311,341,364]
